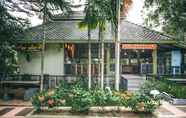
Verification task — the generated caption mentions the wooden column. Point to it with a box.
[106,46,110,87]
[136,50,141,73]
[152,49,158,75]
[106,47,110,75]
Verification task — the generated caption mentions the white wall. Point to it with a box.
[18,44,64,75]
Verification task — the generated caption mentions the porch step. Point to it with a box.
[121,74,145,92]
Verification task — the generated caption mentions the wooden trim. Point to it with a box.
[121,44,157,49]
[17,39,176,44]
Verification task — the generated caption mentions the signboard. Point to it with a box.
[121,44,157,49]
[17,44,42,51]
[171,50,181,75]
[171,50,181,67]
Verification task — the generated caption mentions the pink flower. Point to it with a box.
[48,99,54,106]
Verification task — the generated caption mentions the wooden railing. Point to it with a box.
[146,74,186,84]
[0,74,127,90]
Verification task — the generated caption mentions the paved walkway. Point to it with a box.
[0,99,32,106]
[155,101,186,118]
[0,106,33,118]
[0,102,185,118]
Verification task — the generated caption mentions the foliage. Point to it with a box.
[71,86,93,112]
[32,89,67,111]
[32,78,160,113]
[91,89,122,106]
[0,2,25,74]
[127,94,160,113]
[140,79,186,99]
[4,0,72,20]
[80,0,133,31]
[144,0,186,41]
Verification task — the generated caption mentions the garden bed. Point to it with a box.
[31,78,160,117]
[26,106,155,118]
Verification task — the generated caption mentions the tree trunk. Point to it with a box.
[40,5,46,91]
[100,27,104,90]
[98,34,101,88]
[88,26,91,89]
[115,0,121,91]
[98,24,104,89]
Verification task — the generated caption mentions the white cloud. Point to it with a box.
[126,0,144,25]
[13,0,145,27]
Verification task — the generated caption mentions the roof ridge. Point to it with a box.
[124,20,176,40]
[23,19,175,43]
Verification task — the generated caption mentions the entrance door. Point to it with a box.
[120,44,157,75]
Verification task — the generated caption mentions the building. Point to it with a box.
[17,12,186,83]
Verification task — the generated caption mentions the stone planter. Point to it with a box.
[25,106,157,118]
[102,106,118,112]
[89,106,102,112]
[26,106,133,118]
[39,106,131,112]
[40,106,72,112]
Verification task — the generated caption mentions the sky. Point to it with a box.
[18,0,145,27]
[126,0,145,25]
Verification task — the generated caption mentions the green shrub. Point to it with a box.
[91,89,122,106]
[127,94,160,113]
[71,87,93,112]
[140,79,186,99]
[32,78,160,113]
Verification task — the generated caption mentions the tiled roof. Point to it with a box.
[21,16,174,43]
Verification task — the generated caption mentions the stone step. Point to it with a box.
[128,88,139,91]
[127,79,145,91]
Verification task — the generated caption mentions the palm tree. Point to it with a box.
[110,0,132,91]
[81,0,132,90]
[80,0,109,89]
[40,0,72,91]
